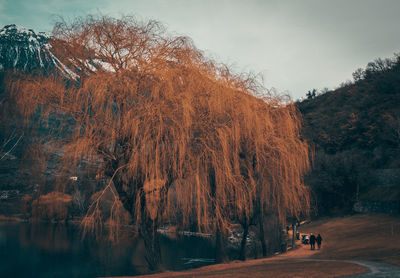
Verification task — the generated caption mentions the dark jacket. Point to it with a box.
[310,234,316,244]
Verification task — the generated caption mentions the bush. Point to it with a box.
[31,191,72,222]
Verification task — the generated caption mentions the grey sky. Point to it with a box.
[1,0,400,99]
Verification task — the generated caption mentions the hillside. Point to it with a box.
[297,55,400,215]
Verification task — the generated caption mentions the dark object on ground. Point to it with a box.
[310,234,316,250]
[281,241,287,253]
[316,234,322,250]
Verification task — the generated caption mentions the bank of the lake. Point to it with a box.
[121,214,400,278]
[0,221,219,278]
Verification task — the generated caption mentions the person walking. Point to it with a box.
[316,234,322,250]
[309,233,316,250]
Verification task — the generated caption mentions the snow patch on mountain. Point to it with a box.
[0,24,122,80]
[0,24,77,80]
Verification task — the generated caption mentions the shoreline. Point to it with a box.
[108,244,368,278]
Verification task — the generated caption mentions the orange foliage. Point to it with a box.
[9,15,310,239]
[31,191,72,221]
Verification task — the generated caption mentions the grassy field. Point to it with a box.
[297,213,400,266]
[129,259,366,278]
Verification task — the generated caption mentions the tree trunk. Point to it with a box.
[215,227,227,263]
[292,222,296,248]
[258,214,267,257]
[105,161,165,270]
[209,166,227,263]
[239,221,249,261]
[139,214,162,271]
[139,187,162,271]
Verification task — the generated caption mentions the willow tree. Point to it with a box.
[9,15,310,269]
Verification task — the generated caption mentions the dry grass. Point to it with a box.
[38,191,72,204]
[298,213,400,266]
[129,260,365,278]
[0,215,23,222]
[31,191,72,221]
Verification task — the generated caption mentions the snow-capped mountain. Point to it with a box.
[0,24,77,79]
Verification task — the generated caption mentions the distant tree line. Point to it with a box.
[352,55,399,82]
[304,54,399,100]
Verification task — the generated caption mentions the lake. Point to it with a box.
[0,222,218,277]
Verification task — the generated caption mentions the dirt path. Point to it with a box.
[276,235,400,277]
[273,243,400,277]
[345,260,400,277]
[293,258,400,277]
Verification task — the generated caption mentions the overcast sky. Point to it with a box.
[1,0,400,99]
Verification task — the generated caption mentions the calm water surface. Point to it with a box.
[0,222,217,277]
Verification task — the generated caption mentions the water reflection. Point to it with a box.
[0,223,216,278]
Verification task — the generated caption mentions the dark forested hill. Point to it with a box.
[297,55,400,215]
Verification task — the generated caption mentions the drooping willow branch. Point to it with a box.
[8,15,311,240]
[81,164,127,240]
